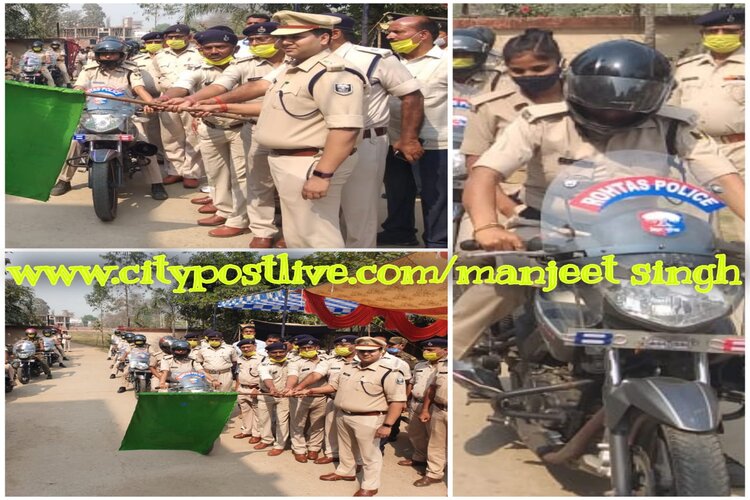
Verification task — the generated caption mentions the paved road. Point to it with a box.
[5,342,445,496]
[454,384,745,496]
[6,170,424,248]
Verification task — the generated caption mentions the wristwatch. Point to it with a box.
[312,170,334,179]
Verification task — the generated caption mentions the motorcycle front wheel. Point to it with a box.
[631,419,730,496]
[133,377,141,399]
[91,160,118,222]
[19,365,30,384]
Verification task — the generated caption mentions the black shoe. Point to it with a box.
[151,183,168,200]
[117,387,126,393]
[109,374,116,379]
[46,374,53,379]
[50,180,72,196]
[376,232,419,246]
[58,363,65,368]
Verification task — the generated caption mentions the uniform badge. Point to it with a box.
[223,35,229,42]
[258,26,267,34]
[396,376,405,385]
[334,83,352,95]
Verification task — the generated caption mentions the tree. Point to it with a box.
[139,4,182,30]
[5,279,36,325]
[31,297,50,324]
[149,287,181,333]
[80,3,106,26]
[100,252,150,328]
[85,283,113,343]
[642,4,657,47]
[5,4,68,38]
[81,314,97,327]
[59,9,83,28]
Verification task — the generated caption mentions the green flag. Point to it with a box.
[119,392,237,455]
[5,81,85,201]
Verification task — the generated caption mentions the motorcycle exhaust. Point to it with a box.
[541,408,605,465]
[130,141,158,157]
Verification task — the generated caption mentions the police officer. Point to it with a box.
[233,339,265,444]
[162,28,251,237]
[49,40,71,86]
[459,40,745,358]
[307,337,406,497]
[51,39,165,199]
[670,8,745,242]
[117,334,158,393]
[413,354,448,487]
[158,339,216,390]
[326,13,424,248]
[183,331,202,354]
[23,328,52,379]
[111,332,135,379]
[192,329,237,391]
[453,29,501,91]
[41,328,66,367]
[288,336,327,462]
[21,40,54,86]
[386,336,418,370]
[256,342,295,455]
[233,321,267,356]
[152,24,204,188]
[398,337,446,468]
[250,11,366,248]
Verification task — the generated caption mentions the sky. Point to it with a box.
[67,3,183,26]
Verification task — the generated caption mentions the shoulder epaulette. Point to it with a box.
[83,61,99,70]
[675,53,706,67]
[354,45,392,57]
[320,58,345,72]
[520,102,569,123]
[233,55,256,64]
[470,86,517,108]
[656,105,697,126]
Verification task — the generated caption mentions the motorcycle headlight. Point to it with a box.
[604,282,741,329]
[452,150,467,178]
[81,112,125,133]
[131,362,150,371]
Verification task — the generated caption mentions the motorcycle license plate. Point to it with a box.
[564,328,745,355]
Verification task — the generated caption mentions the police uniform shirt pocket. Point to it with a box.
[271,81,315,117]
[358,377,385,397]
[722,79,745,105]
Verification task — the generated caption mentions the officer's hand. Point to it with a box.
[474,226,525,251]
[211,379,221,389]
[190,104,220,118]
[419,411,431,423]
[143,105,155,114]
[375,426,391,439]
[392,138,424,164]
[302,176,330,200]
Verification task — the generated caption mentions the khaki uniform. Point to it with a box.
[214,56,289,239]
[425,359,448,480]
[192,343,237,391]
[152,47,204,179]
[331,358,407,491]
[258,359,292,449]
[289,357,327,454]
[456,102,738,358]
[381,352,411,380]
[121,345,157,390]
[159,355,205,385]
[406,360,438,462]
[50,47,71,84]
[254,49,366,248]
[60,61,163,184]
[334,42,421,248]
[313,356,355,459]
[174,62,251,229]
[670,48,745,242]
[132,53,169,178]
[21,50,53,86]
[236,354,265,438]
[110,338,130,377]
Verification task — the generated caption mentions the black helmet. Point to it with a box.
[32,41,44,51]
[158,335,176,354]
[564,39,674,137]
[133,334,147,346]
[125,40,141,57]
[114,330,122,336]
[42,328,54,337]
[50,40,61,48]
[467,27,496,49]
[24,328,38,338]
[123,332,135,344]
[171,340,191,359]
[453,29,490,77]
[93,39,127,69]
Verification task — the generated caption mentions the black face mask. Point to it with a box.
[512,68,561,96]
[98,58,120,70]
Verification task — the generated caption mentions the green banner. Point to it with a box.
[119,392,237,455]
[5,81,85,201]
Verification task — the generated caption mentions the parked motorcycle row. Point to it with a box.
[455,152,746,496]
[6,327,71,393]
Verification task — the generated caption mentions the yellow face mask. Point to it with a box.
[453,57,475,69]
[242,351,256,358]
[300,350,318,359]
[203,55,234,66]
[242,334,255,340]
[334,346,352,357]
[423,352,441,361]
[703,34,743,54]
[270,356,287,364]
[145,42,162,53]
[209,340,222,348]
[390,33,421,54]
[187,340,199,348]
[166,39,187,50]
[250,43,279,58]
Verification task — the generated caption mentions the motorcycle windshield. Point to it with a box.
[539,150,725,258]
[42,338,56,351]
[13,341,36,358]
[128,351,151,371]
[81,86,134,132]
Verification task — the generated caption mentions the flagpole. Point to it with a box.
[280,287,289,340]
[84,92,254,122]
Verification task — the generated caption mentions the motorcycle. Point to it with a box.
[41,337,60,367]
[12,341,42,384]
[48,64,64,87]
[169,371,213,393]
[128,351,152,398]
[20,53,47,85]
[65,87,157,221]
[455,151,745,496]
[108,336,119,359]
[6,360,20,393]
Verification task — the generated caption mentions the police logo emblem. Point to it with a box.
[396,376,405,385]
[258,26,267,34]
[728,14,736,22]
[334,83,352,95]
[223,35,229,41]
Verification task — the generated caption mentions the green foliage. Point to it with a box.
[139,4,182,30]
[80,3,106,26]
[5,278,36,325]
[5,4,69,38]
[81,314,97,327]
[85,283,113,332]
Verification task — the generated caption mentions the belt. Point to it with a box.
[205,368,232,374]
[271,147,358,157]
[717,133,745,144]
[434,402,448,411]
[240,384,259,389]
[341,410,387,416]
[203,120,244,131]
[363,127,387,139]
